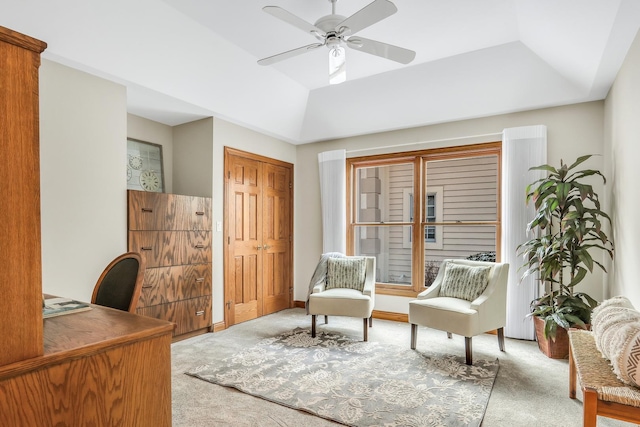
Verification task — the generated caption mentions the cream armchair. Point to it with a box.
[409,259,509,365]
[308,255,376,341]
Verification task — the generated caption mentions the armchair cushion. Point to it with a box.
[326,257,366,291]
[439,262,490,302]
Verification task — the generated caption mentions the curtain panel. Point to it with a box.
[318,150,347,254]
[502,125,547,340]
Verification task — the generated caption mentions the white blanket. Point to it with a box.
[305,252,345,314]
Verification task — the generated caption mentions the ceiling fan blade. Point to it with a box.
[263,6,325,38]
[336,0,397,36]
[347,36,415,64]
[258,43,324,66]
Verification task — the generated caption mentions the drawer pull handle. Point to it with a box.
[195,211,205,216]
[141,246,153,251]
[142,285,153,289]
[195,244,205,249]
[195,277,205,283]
[195,310,205,316]
[141,208,153,213]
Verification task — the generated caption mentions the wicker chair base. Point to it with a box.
[569,330,640,427]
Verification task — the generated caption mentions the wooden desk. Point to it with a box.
[0,303,174,426]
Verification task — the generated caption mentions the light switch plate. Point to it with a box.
[216,221,222,232]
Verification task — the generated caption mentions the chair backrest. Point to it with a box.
[433,258,509,300]
[91,252,145,313]
[324,255,376,290]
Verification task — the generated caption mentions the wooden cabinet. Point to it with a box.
[0,304,174,427]
[128,190,213,338]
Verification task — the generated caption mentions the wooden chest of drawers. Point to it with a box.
[128,190,213,338]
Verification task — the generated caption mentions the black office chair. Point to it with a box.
[91,252,145,313]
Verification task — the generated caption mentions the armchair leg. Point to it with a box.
[369,316,373,327]
[497,327,505,352]
[447,332,452,339]
[312,315,316,338]
[410,324,417,350]
[465,337,472,365]
[324,315,328,324]
[363,318,368,341]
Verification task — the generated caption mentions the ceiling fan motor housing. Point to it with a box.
[315,14,348,50]
[315,14,347,33]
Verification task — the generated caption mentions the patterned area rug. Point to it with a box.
[186,328,499,427]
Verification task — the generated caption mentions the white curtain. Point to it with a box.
[502,125,547,340]
[318,150,347,254]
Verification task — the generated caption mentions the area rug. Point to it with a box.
[185,327,499,427]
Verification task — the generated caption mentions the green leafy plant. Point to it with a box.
[517,155,614,340]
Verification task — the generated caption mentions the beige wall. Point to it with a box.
[40,60,128,301]
[37,55,621,322]
[127,114,174,194]
[173,118,214,198]
[296,101,606,313]
[604,30,640,306]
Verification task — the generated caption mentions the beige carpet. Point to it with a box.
[171,308,632,426]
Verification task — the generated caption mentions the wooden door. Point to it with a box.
[227,154,263,324]
[225,148,293,326]
[262,162,291,315]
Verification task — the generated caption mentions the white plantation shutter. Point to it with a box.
[318,149,347,254]
[502,125,547,340]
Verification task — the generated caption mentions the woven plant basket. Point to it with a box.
[533,315,569,359]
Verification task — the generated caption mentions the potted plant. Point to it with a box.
[517,155,614,358]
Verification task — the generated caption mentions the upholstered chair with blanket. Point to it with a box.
[307,253,376,341]
[409,258,509,365]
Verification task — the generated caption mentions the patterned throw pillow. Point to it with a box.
[439,263,491,302]
[591,298,638,358]
[612,325,640,387]
[592,296,635,337]
[326,257,366,291]
[590,297,640,387]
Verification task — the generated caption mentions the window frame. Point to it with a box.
[346,142,502,297]
[402,187,443,249]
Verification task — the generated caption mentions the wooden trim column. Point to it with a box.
[0,26,47,366]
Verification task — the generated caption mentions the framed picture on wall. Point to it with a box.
[127,138,165,192]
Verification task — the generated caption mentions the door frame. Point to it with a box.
[223,147,294,328]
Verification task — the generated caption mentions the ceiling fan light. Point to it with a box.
[329,46,346,84]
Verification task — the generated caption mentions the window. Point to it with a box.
[402,187,443,249]
[425,194,436,242]
[347,142,501,296]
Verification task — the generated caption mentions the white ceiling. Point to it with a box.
[2,0,640,144]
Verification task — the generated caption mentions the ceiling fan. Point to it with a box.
[257,0,416,85]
